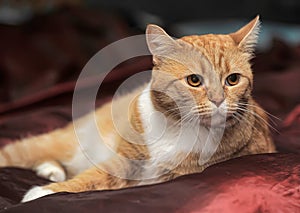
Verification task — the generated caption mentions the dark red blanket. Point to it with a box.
[0,7,299,212]
[1,154,299,213]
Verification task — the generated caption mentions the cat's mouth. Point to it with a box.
[199,112,236,128]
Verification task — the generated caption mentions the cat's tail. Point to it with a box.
[0,125,77,169]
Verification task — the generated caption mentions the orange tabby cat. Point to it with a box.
[0,16,275,202]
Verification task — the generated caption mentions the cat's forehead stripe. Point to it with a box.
[180,35,234,74]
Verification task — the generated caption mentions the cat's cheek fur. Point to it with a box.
[21,186,54,202]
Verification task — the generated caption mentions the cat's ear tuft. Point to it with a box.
[230,15,261,53]
[146,24,179,59]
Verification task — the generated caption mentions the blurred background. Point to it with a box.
[0,0,299,125]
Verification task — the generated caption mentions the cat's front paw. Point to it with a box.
[35,161,66,182]
[21,186,54,202]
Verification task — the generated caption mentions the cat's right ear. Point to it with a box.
[146,24,179,63]
[229,15,261,54]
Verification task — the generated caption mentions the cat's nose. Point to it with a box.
[211,98,225,107]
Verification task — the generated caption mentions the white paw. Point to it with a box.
[35,162,66,182]
[22,186,54,202]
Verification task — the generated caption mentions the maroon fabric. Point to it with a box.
[0,7,299,212]
[0,154,299,213]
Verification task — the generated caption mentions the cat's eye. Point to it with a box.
[186,74,202,87]
[226,74,240,86]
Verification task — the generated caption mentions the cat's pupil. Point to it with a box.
[229,74,237,82]
[191,75,199,83]
[229,75,237,82]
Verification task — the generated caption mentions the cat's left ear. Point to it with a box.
[230,15,261,54]
[146,24,180,62]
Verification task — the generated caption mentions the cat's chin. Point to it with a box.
[200,115,236,129]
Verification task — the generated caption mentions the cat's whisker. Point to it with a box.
[163,105,213,126]
[238,102,281,124]
[190,106,212,115]
[192,105,208,110]
[232,112,261,136]
[236,107,270,127]
[238,103,280,124]
[163,106,193,114]
[236,107,279,134]
[158,106,194,122]
[168,112,194,129]
[168,106,209,129]
[229,104,272,131]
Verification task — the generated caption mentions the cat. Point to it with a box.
[0,15,275,202]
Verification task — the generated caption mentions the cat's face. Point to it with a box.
[147,16,260,128]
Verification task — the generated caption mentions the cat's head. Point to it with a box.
[146,16,260,128]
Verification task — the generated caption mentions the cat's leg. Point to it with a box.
[22,165,131,202]
[33,160,66,182]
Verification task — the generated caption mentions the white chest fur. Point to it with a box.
[137,84,216,181]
